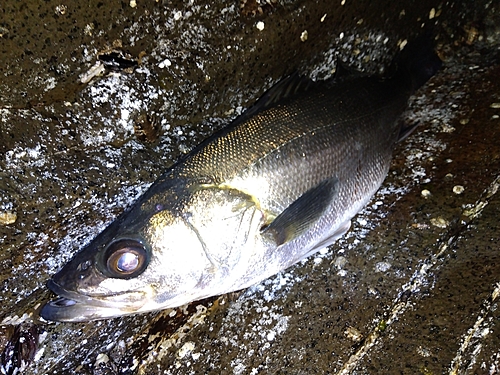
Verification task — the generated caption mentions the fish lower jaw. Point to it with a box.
[40,297,145,322]
[40,279,150,322]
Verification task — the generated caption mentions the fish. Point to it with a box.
[40,36,441,322]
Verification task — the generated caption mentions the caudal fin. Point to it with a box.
[397,33,442,92]
[395,33,442,141]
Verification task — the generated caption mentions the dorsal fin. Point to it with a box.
[259,73,313,107]
[174,74,315,166]
[397,118,419,142]
[234,73,314,125]
[334,60,354,80]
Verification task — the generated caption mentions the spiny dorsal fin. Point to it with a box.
[334,60,356,80]
[260,73,313,107]
[176,73,314,164]
[234,73,314,126]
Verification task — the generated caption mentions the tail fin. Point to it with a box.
[396,33,442,92]
[394,33,442,142]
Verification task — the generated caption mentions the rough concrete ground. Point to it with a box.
[1,0,500,374]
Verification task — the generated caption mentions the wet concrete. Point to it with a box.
[1,0,500,374]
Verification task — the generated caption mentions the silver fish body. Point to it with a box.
[41,40,441,321]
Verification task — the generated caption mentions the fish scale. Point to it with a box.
[172,79,403,219]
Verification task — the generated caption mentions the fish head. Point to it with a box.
[41,181,268,322]
[41,204,213,322]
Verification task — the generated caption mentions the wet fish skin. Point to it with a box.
[41,38,441,322]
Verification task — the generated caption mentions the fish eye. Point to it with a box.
[104,239,148,279]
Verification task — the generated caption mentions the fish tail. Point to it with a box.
[397,32,442,92]
[393,33,442,141]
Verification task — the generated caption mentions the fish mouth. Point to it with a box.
[40,279,147,322]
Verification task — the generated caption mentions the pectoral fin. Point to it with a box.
[261,177,339,246]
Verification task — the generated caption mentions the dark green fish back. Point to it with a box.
[173,76,409,216]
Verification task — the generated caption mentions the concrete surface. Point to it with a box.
[1,0,499,374]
